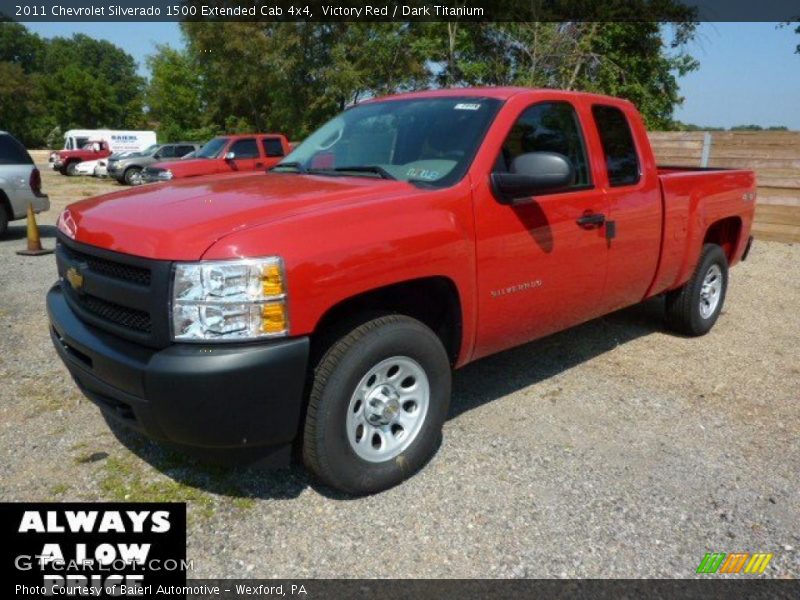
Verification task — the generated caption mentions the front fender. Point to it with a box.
[202,183,478,362]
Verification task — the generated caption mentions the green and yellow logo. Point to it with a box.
[696,552,773,574]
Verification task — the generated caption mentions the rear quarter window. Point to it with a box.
[0,134,33,165]
[262,138,285,157]
[591,105,640,186]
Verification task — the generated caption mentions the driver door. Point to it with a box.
[472,100,610,359]
[226,138,261,172]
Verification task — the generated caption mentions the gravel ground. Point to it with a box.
[0,162,798,578]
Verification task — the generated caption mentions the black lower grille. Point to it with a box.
[61,243,151,286]
[81,295,152,333]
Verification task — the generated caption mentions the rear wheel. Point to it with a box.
[0,205,8,238]
[65,161,79,176]
[665,243,728,336]
[123,167,142,185]
[303,315,451,495]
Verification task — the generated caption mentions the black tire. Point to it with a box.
[0,205,8,238]
[665,243,729,336]
[123,167,142,185]
[303,315,451,495]
[65,161,79,176]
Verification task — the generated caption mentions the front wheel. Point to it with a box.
[65,162,79,176]
[303,315,451,495]
[665,243,729,336]
[123,167,142,185]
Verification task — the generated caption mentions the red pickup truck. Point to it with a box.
[48,88,755,494]
[52,141,111,176]
[140,134,289,183]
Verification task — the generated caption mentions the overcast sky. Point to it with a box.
[26,21,800,130]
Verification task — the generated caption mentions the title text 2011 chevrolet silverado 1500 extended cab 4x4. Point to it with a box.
[48,89,756,494]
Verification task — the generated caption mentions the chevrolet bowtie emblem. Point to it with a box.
[66,266,84,291]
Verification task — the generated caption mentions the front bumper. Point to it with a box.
[47,284,310,466]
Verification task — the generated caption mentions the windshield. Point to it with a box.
[277,96,502,186]
[139,144,160,157]
[196,137,228,159]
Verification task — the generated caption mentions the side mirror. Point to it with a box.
[224,151,236,161]
[491,151,576,205]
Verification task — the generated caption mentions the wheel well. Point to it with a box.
[312,277,463,366]
[0,190,12,220]
[704,217,742,261]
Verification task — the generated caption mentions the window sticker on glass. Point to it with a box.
[407,167,440,180]
[454,103,482,111]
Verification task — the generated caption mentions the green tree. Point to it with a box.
[0,23,145,146]
[145,45,209,141]
[418,21,697,129]
[181,23,430,139]
[39,34,145,129]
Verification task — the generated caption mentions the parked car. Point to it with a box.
[51,130,157,176]
[107,143,200,185]
[140,134,289,183]
[0,131,49,237]
[48,89,756,494]
[52,140,112,176]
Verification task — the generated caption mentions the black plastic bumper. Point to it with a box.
[47,284,309,466]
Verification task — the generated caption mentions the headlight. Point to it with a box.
[148,168,172,181]
[171,258,288,341]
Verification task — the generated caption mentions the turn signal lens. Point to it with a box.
[262,264,284,297]
[261,302,287,334]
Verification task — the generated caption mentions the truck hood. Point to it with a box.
[61,172,422,260]
[149,157,226,178]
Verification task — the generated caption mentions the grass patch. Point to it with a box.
[98,452,259,520]
[19,379,65,416]
[50,483,70,496]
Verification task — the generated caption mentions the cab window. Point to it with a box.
[229,138,259,159]
[494,101,591,190]
[591,105,640,186]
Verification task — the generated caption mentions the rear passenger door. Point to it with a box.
[589,105,662,312]
[226,138,261,172]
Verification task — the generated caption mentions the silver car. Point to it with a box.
[107,142,199,185]
[0,131,49,237]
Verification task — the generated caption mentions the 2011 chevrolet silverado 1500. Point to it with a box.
[48,88,756,494]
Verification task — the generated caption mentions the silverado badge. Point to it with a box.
[65,266,84,291]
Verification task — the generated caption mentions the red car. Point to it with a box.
[141,134,289,182]
[49,88,755,494]
[52,141,111,176]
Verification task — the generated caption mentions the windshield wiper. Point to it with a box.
[270,161,307,173]
[322,165,397,180]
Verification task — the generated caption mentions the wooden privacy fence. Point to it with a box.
[648,131,800,244]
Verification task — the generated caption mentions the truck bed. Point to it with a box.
[647,166,756,297]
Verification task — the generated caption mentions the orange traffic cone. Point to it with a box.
[16,203,54,256]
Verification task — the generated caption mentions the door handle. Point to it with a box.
[576,213,606,228]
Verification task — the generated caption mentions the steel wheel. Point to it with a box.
[699,264,723,319]
[346,356,430,463]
